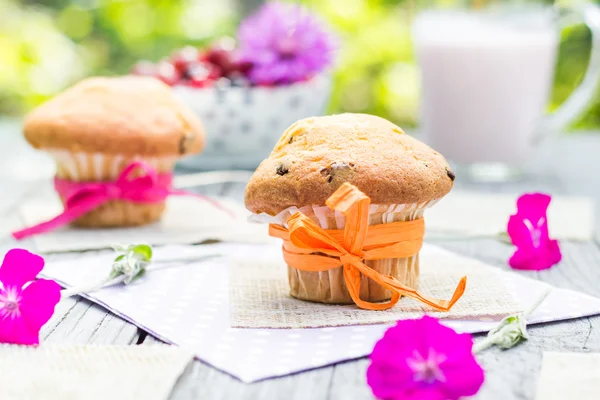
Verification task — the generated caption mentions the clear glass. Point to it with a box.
[411,0,600,182]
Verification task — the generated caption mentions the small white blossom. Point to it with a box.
[110,244,153,284]
[487,314,529,349]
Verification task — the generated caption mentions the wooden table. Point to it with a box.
[1,121,600,400]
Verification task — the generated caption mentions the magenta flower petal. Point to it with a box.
[507,193,562,271]
[439,341,485,398]
[0,249,44,288]
[0,310,39,345]
[516,193,551,222]
[18,279,62,338]
[507,214,536,249]
[392,387,446,400]
[0,249,61,345]
[509,240,561,271]
[367,316,484,400]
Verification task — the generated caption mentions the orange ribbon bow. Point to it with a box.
[269,183,467,311]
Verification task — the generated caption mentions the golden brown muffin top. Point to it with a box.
[245,113,454,215]
[23,76,204,156]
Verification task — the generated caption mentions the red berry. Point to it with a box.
[186,61,221,88]
[131,61,157,76]
[205,37,243,76]
[207,49,253,78]
[187,79,216,89]
[156,61,180,86]
[197,50,209,62]
[170,46,199,73]
[206,49,234,73]
[235,60,253,75]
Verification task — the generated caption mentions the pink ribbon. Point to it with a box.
[12,161,232,240]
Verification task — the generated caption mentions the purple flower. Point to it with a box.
[237,3,336,85]
[507,193,562,271]
[0,249,61,345]
[367,316,484,400]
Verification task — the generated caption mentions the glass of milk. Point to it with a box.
[412,1,600,181]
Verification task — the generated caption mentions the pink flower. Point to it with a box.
[507,193,562,271]
[367,316,484,400]
[0,249,61,345]
[237,3,336,85]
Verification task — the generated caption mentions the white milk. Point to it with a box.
[413,10,559,164]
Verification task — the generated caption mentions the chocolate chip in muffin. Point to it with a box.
[276,164,289,176]
[446,167,456,181]
[286,129,305,145]
[178,133,195,154]
[320,162,357,183]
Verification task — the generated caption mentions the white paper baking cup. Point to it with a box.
[47,150,179,181]
[249,199,441,228]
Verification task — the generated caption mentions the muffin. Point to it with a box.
[23,76,204,227]
[245,113,454,304]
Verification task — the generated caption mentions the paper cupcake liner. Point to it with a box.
[46,150,179,181]
[251,200,439,304]
[249,199,440,227]
[42,150,178,227]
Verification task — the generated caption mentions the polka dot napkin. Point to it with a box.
[40,243,600,383]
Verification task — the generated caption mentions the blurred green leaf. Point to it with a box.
[131,244,153,262]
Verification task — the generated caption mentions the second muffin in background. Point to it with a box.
[23,76,205,228]
[245,113,455,304]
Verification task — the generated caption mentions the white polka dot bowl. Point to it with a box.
[174,74,332,171]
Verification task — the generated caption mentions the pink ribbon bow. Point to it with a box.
[12,161,230,240]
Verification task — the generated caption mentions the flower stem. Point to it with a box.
[472,332,502,353]
[524,287,552,317]
[61,275,126,298]
[60,253,222,298]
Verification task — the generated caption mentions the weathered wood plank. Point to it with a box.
[143,334,335,400]
[43,297,140,345]
[166,359,334,400]
[327,359,372,400]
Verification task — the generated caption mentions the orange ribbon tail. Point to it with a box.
[269,183,467,311]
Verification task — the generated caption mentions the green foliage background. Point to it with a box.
[1,0,599,129]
